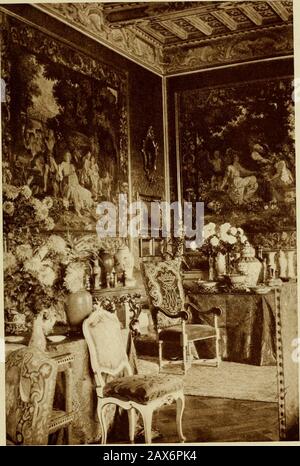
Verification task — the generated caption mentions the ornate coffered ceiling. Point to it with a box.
[35,1,294,76]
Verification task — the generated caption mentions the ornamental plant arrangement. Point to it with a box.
[3,234,87,335]
[200,222,249,279]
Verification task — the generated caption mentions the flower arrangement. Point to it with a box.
[4,232,95,332]
[201,222,248,257]
[4,234,70,332]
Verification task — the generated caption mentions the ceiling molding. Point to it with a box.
[211,10,238,30]
[33,2,293,76]
[238,4,263,26]
[267,1,291,22]
[159,20,189,40]
[184,15,213,36]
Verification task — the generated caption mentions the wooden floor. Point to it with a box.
[149,396,279,444]
[108,396,279,444]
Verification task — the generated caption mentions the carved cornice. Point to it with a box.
[27,3,294,75]
[164,23,293,74]
[2,0,286,76]
[32,2,165,75]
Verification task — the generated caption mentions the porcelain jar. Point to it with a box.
[236,243,262,287]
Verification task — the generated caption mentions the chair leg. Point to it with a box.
[97,401,108,444]
[158,340,163,371]
[215,334,221,367]
[176,394,186,443]
[182,343,187,374]
[140,406,153,444]
[128,408,136,444]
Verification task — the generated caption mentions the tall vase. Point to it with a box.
[286,250,296,279]
[66,289,93,330]
[99,251,114,287]
[28,314,47,352]
[215,252,227,279]
[267,251,277,279]
[278,250,288,279]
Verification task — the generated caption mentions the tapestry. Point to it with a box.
[1,17,128,231]
[178,78,296,233]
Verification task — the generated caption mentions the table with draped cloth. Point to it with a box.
[6,329,138,445]
[183,283,277,366]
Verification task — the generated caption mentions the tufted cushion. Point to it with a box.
[103,374,183,404]
[159,324,216,342]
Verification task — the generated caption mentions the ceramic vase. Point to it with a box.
[5,311,27,336]
[28,314,47,352]
[286,250,296,279]
[215,252,227,279]
[66,289,93,330]
[267,251,277,280]
[278,250,288,279]
[236,243,262,287]
[99,251,114,287]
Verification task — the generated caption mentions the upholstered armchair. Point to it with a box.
[140,258,222,373]
[83,308,186,444]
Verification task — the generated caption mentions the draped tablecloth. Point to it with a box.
[184,283,277,366]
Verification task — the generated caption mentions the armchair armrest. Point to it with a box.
[153,306,189,322]
[185,301,223,317]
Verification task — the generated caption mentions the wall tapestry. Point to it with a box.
[1,17,128,231]
[178,78,296,233]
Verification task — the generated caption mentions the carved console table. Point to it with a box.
[92,286,146,337]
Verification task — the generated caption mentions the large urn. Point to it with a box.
[236,242,262,287]
[66,289,93,330]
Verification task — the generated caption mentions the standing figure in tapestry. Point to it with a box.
[58,151,93,216]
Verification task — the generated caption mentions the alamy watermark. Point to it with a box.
[95,194,204,249]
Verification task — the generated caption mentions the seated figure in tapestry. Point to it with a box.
[191,140,295,211]
[220,150,258,205]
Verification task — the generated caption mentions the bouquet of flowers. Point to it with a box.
[4,234,70,332]
[201,222,248,258]
[4,231,95,333]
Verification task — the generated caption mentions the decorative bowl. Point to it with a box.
[228,274,246,286]
[253,286,272,294]
[5,335,25,343]
[198,281,218,293]
[47,335,67,343]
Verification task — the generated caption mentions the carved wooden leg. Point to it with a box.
[158,340,163,371]
[182,343,187,374]
[140,406,153,444]
[176,394,186,443]
[128,408,136,444]
[97,401,108,444]
[215,330,221,367]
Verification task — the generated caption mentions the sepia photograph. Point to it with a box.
[0,0,299,448]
